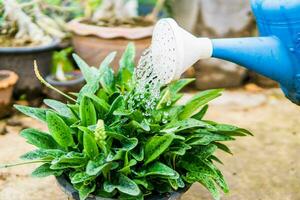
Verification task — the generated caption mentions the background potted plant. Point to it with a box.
[0,0,70,99]
[45,47,84,102]
[68,0,170,71]
[1,44,251,200]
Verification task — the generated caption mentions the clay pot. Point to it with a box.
[67,20,152,71]
[0,39,60,99]
[0,70,18,118]
[56,175,187,200]
[45,71,84,102]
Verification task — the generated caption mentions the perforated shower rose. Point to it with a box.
[1,43,252,200]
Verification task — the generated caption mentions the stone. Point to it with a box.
[248,71,279,88]
[194,58,247,89]
[6,115,23,127]
[0,121,6,135]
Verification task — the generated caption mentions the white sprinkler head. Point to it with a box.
[151,18,213,84]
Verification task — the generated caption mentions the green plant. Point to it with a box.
[51,47,75,81]
[2,43,251,200]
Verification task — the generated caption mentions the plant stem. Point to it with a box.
[0,160,46,168]
[147,0,166,22]
[34,61,77,102]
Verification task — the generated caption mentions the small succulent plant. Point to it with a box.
[3,43,251,200]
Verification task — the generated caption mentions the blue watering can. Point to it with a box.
[152,0,300,105]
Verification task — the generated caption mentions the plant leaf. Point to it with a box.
[107,132,138,151]
[138,162,179,179]
[179,89,222,120]
[79,182,96,200]
[73,54,102,101]
[104,173,140,196]
[192,105,209,120]
[83,132,99,159]
[72,53,94,82]
[99,52,116,94]
[186,130,234,146]
[168,176,185,190]
[165,118,215,132]
[80,96,97,126]
[130,145,144,162]
[46,111,75,148]
[106,95,125,118]
[117,43,135,90]
[186,172,220,200]
[213,142,233,155]
[31,163,63,177]
[85,94,110,118]
[20,128,59,149]
[144,133,174,165]
[14,105,49,122]
[20,149,64,161]
[86,159,118,176]
[119,43,135,74]
[50,152,88,170]
[168,78,194,94]
[211,123,253,136]
[70,171,95,184]
[44,99,76,119]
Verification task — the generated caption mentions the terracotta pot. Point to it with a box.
[67,20,152,71]
[45,71,85,102]
[0,70,18,118]
[56,175,187,200]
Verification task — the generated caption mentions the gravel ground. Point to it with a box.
[0,89,299,200]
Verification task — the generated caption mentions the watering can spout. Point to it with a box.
[212,37,294,90]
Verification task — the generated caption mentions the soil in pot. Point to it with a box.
[0,35,43,48]
[44,71,84,102]
[0,70,18,118]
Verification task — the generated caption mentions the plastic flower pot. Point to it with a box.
[67,20,152,71]
[0,70,18,118]
[0,39,60,99]
[45,71,85,101]
[56,175,188,200]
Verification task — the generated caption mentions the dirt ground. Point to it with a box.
[0,89,299,200]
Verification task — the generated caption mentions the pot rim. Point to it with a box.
[46,71,85,86]
[0,70,19,89]
[67,19,154,40]
[56,175,188,200]
[0,38,61,54]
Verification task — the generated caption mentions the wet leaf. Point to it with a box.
[179,89,222,119]
[46,111,75,148]
[104,174,140,196]
[144,133,174,165]
[31,163,63,177]
[14,105,49,122]
[80,96,97,126]
[20,128,59,149]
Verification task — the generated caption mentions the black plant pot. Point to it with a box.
[45,71,85,102]
[56,175,188,200]
[0,40,60,99]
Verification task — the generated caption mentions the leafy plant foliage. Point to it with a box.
[12,43,251,200]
